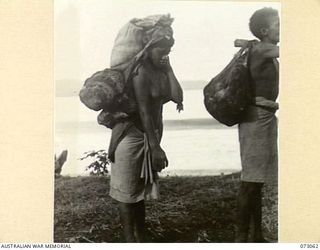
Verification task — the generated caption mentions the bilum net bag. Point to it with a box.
[203,42,255,126]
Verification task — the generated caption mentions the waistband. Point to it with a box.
[253,96,279,112]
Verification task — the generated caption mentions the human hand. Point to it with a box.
[234,39,249,48]
[177,102,183,113]
[151,146,168,172]
[159,55,172,71]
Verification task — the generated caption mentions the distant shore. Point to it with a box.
[55,118,236,134]
[55,79,207,98]
[159,169,239,177]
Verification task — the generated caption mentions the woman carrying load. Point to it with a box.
[107,14,183,242]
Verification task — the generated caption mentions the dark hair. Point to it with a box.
[249,7,279,40]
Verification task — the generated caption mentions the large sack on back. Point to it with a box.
[203,42,255,126]
[80,15,173,113]
[79,68,136,113]
[110,21,144,71]
[79,14,174,128]
[110,14,174,82]
[79,69,123,111]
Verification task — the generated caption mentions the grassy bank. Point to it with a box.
[54,173,277,243]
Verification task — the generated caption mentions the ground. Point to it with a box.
[54,173,277,243]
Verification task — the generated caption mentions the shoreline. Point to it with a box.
[57,169,241,178]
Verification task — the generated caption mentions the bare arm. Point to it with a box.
[166,67,183,104]
[132,68,168,171]
[160,57,184,111]
[132,70,159,148]
[254,43,279,58]
[234,39,279,58]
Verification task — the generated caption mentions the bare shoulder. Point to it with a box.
[251,42,279,59]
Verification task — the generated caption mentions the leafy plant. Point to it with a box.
[79,150,110,176]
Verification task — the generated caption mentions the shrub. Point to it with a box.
[79,150,110,176]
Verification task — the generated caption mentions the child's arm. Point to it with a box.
[234,39,279,58]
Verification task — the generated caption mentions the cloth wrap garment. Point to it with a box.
[109,124,160,203]
[238,96,278,184]
[108,14,174,203]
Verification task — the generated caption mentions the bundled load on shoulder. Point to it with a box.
[79,14,174,129]
[203,39,258,126]
[79,68,136,128]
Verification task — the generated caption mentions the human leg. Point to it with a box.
[250,183,269,242]
[236,181,263,242]
[133,200,146,242]
[118,202,136,242]
[118,200,146,243]
[235,181,252,242]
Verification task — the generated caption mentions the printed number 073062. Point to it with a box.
[300,244,319,248]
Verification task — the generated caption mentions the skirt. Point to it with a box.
[238,105,278,184]
[109,125,159,203]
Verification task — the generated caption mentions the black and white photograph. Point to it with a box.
[54,0,280,243]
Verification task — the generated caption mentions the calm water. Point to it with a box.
[55,90,241,176]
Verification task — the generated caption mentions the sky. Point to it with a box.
[54,0,280,83]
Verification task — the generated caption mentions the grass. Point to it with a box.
[54,173,277,243]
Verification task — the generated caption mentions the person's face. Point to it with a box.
[148,46,171,68]
[263,15,280,44]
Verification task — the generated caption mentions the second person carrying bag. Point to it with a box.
[203,40,256,126]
